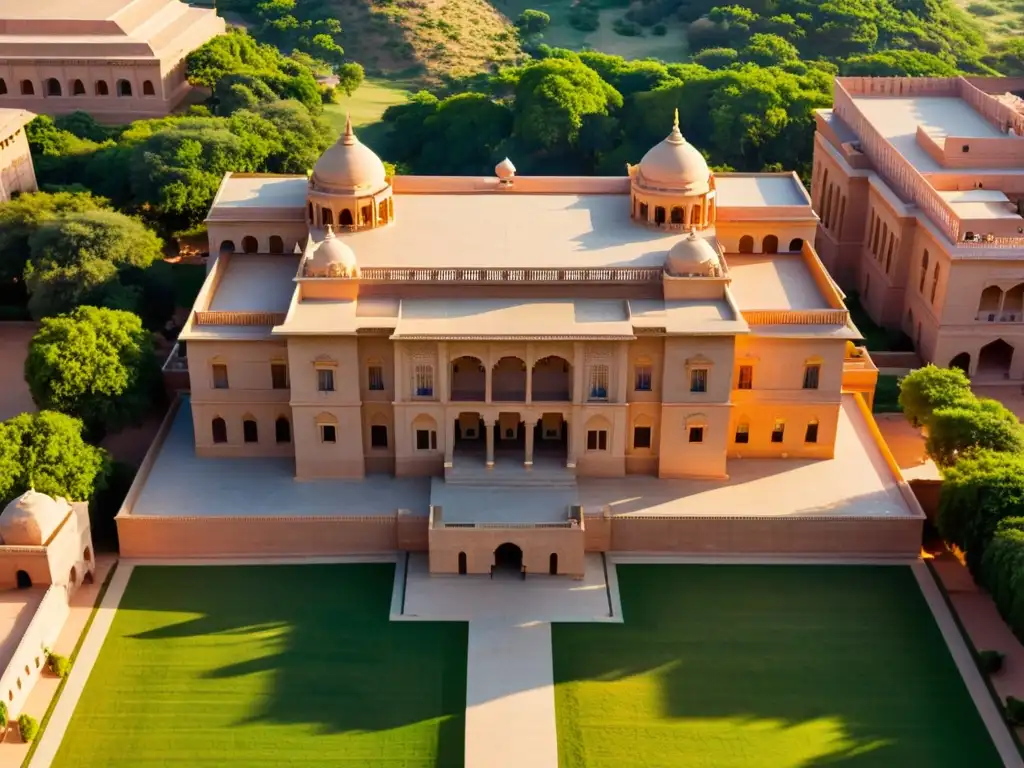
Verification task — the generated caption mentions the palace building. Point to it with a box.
[0,108,36,202]
[813,75,1024,380]
[122,113,926,573]
[0,0,224,123]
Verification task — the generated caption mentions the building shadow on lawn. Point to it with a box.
[121,564,467,755]
[552,565,1006,768]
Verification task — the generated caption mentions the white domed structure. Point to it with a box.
[666,229,720,277]
[628,110,716,230]
[306,226,359,278]
[0,490,70,546]
[307,115,394,232]
[495,157,516,181]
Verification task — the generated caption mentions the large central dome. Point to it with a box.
[311,115,388,194]
[637,110,710,196]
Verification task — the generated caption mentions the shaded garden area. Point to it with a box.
[51,564,467,767]
[553,564,1002,768]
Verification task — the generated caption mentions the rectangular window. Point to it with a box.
[771,420,785,443]
[317,368,335,392]
[633,426,652,449]
[634,365,652,392]
[271,362,288,389]
[688,426,704,443]
[414,364,434,397]
[370,424,388,448]
[588,364,609,400]
[805,421,819,444]
[416,429,437,450]
[735,423,749,444]
[320,424,337,443]
[802,364,820,390]
[368,365,385,391]
[212,363,229,390]
[689,368,708,393]
[737,365,753,390]
[586,429,608,451]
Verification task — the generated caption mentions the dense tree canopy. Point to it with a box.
[25,307,160,436]
[924,399,1024,468]
[898,364,974,427]
[0,411,108,506]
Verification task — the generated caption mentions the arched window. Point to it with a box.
[275,416,291,444]
[690,205,701,227]
[95,80,109,96]
[378,200,387,223]
[340,209,354,226]
[930,263,940,304]
[142,80,155,96]
[762,235,779,254]
[654,206,666,225]
[268,235,284,254]
[805,419,819,444]
[116,79,132,97]
[20,80,34,96]
[0,79,6,95]
[72,79,85,96]
[15,571,31,589]
[670,207,684,224]
[45,78,61,96]
[308,202,314,224]
[639,202,648,220]
[919,250,929,293]
[241,236,258,253]
[789,238,803,252]
[322,208,333,226]
[212,417,227,444]
[738,235,754,253]
[219,240,236,255]
[243,418,258,443]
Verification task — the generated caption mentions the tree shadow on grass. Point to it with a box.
[553,565,1006,768]
[121,563,466,766]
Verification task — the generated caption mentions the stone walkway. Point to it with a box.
[466,621,557,768]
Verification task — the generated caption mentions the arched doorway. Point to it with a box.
[450,356,485,401]
[69,567,77,586]
[738,235,754,253]
[789,238,804,252]
[494,542,523,575]
[492,357,526,401]
[949,352,971,374]
[268,235,284,253]
[458,552,467,575]
[340,208,354,226]
[532,356,571,401]
[15,571,31,589]
[45,78,61,96]
[549,553,558,575]
[978,339,1014,379]
[241,235,258,253]
[762,234,779,254]
[219,240,235,255]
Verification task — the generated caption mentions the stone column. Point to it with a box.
[573,342,585,404]
[485,346,493,403]
[444,410,454,467]
[486,419,495,468]
[438,342,449,403]
[525,342,534,403]
[615,343,629,403]
[524,419,535,469]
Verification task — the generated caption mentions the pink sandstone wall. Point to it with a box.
[0,587,68,718]
[428,526,586,576]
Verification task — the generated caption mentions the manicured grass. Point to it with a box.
[52,564,467,767]
[323,78,416,133]
[873,373,903,413]
[553,565,1003,768]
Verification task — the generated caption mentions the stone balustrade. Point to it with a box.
[742,308,849,325]
[192,311,287,326]
[357,267,664,283]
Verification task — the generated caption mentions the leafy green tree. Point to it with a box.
[517,9,551,36]
[898,364,974,426]
[257,100,333,172]
[979,517,1024,642]
[925,399,1024,467]
[24,307,160,435]
[334,62,365,98]
[839,50,959,77]
[24,210,164,319]
[513,58,623,149]
[692,47,739,69]
[0,411,108,506]
[939,449,1024,573]
[740,33,799,66]
[310,33,344,66]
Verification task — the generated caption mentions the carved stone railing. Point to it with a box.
[741,309,849,325]
[358,267,663,283]
[192,311,287,326]
[976,310,1024,323]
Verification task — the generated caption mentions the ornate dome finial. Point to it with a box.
[325,224,335,238]
[343,113,354,146]
[667,108,684,145]
[673,108,679,130]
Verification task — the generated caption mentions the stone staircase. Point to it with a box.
[445,455,576,489]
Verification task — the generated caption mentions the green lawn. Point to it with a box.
[324,78,416,132]
[873,373,903,413]
[553,565,1003,768]
[52,564,467,767]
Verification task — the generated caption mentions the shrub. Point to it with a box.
[978,650,1005,675]
[651,23,668,36]
[47,652,71,679]
[968,1,1002,15]
[0,700,7,731]
[612,18,642,36]
[568,3,600,31]
[898,365,973,427]
[1007,696,1024,725]
[17,714,38,743]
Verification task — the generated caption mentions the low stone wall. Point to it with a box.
[117,515,399,558]
[584,514,612,551]
[429,526,586,576]
[910,479,942,522]
[607,516,922,556]
[870,351,921,369]
[397,512,429,551]
[0,586,69,718]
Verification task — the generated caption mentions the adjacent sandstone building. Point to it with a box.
[0,108,36,201]
[813,75,1024,381]
[0,0,225,123]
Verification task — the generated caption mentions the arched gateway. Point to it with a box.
[493,542,523,574]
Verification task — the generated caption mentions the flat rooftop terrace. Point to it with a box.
[578,396,915,519]
[725,254,829,310]
[850,95,1008,174]
[131,400,430,517]
[715,174,810,208]
[213,174,309,209]
[207,254,298,313]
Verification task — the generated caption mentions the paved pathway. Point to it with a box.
[466,620,558,768]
